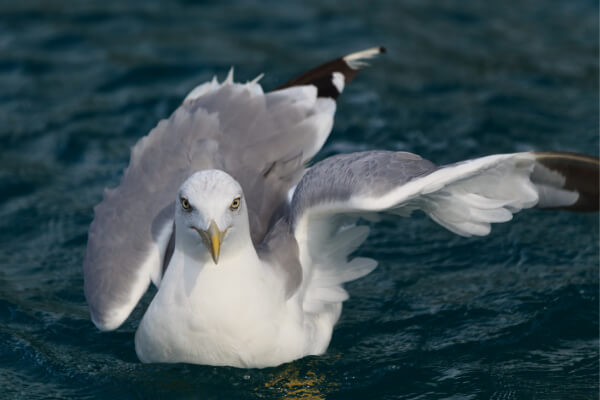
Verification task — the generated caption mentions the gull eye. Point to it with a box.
[181,197,191,211]
[230,197,241,211]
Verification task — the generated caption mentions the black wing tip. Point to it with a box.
[275,46,386,99]
[533,151,599,212]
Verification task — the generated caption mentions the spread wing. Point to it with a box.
[289,151,599,313]
[83,48,385,331]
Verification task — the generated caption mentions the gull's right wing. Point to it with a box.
[288,151,598,313]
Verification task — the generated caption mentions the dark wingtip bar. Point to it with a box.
[275,46,386,99]
[533,152,599,212]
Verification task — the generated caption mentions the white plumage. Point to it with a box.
[83,48,598,368]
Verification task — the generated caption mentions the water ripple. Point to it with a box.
[0,0,597,398]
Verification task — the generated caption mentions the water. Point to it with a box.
[0,0,598,398]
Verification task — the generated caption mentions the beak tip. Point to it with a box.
[196,219,223,265]
[209,222,221,265]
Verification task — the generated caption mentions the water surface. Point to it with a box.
[0,1,598,398]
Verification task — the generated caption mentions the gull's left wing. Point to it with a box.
[289,151,598,313]
[83,48,385,331]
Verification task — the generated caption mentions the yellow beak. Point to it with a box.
[196,220,225,264]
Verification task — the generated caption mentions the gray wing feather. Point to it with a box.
[85,47,386,330]
[85,106,222,330]
[289,150,599,236]
[85,82,335,330]
[279,150,436,312]
[187,84,333,242]
[290,151,436,224]
[256,218,303,298]
[284,150,596,308]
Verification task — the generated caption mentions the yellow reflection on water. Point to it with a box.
[258,359,339,399]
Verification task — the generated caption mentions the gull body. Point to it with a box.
[135,171,334,368]
[83,47,598,368]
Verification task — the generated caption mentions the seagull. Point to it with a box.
[83,47,599,368]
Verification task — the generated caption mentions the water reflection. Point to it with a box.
[257,359,338,399]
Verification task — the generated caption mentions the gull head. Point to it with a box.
[175,170,249,265]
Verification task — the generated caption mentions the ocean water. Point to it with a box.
[0,0,598,399]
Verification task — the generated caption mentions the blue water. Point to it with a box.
[0,1,598,398]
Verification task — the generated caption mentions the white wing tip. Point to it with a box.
[91,310,127,331]
[249,72,264,84]
[184,67,266,103]
[225,67,235,84]
[331,71,345,93]
[343,46,386,69]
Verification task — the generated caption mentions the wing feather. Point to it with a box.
[84,80,333,331]
[290,150,598,313]
[84,48,384,331]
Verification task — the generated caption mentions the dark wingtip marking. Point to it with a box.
[275,46,386,99]
[534,151,599,212]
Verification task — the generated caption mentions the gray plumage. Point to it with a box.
[83,48,598,337]
[290,151,437,225]
[256,218,303,297]
[84,82,334,329]
[256,151,436,297]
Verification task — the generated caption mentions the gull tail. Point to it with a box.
[275,46,386,99]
